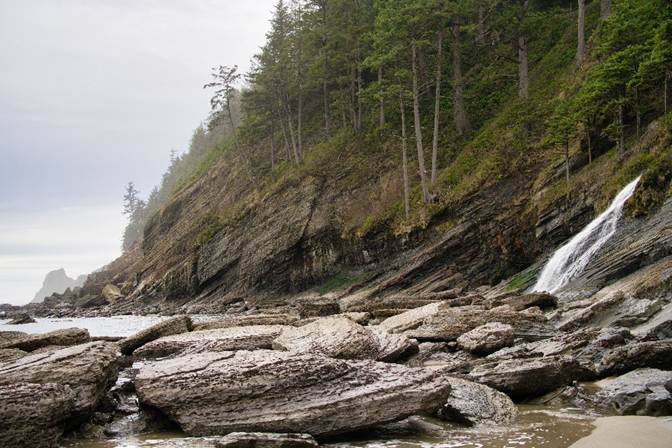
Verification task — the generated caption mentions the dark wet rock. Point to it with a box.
[134,325,287,359]
[4,328,90,352]
[382,303,556,343]
[0,348,27,362]
[468,356,595,400]
[118,316,192,355]
[135,350,452,437]
[0,341,120,414]
[439,377,518,426]
[457,323,515,355]
[599,340,672,376]
[7,313,36,325]
[214,432,319,448]
[484,293,558,312]
[193,314,299,331]
[272,317,417,361]
[0,382,75,448]
[593,368,672,416]
[641,320,672,341]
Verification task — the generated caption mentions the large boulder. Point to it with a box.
[467,356,595,400]
[134,325,287,359]
[101,284,122,302]
[593,369,672,416]
[457,323,515,355]
[0,341,120,414]
[272,317,417,361]
[6,313,36,325]
[135,350,452,437]
[4,328,90,352]
[0,383,75,448]
[599,340,672,376]
[0,331,28,348]
[439,377,518,426]
[214,433,319,448]
[118,316,192,355]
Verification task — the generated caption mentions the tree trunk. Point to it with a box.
[431,31,444,185]
[350,69,357,130]
[600,0,611,19]
[477,4,486,44]
[322,3,330,135]
[412,41,430,204]
[518,1,529,99]
[565,139,570,203]
[618,102,625,155]
[577,0,586,65]
[379,66,385,127]
[271,119,277,169]
[284,96,300,165]
[587,128,592,165]
[400,93,410,220]
[452,23,469,136]
[357,50,363,131]
[279,109,292,161]
[665,72,669,115]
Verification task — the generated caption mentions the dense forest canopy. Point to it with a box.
[121,0,672,251]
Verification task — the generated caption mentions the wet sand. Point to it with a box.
[570,416,672,448]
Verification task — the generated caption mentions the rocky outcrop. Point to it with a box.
[3,328,90,352]
[32,268,87,304]
[598,340,672,376]
[135,350,452,437]
[118,316,192,355]
[593,369,672,416]
[484,293,558,312]
[0,382,75,448]
[272,317,417,361]
[7,313,36,325]
[439,377,518,426]
[468,356,595,400]
[134,325,287,359]
[457,323,515,355]
[214,433,319,448]
[0,341,120,414]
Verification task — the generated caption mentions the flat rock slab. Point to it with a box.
[214,432,318,448]
[0,382,75,448]
[119,316,192,355]
[193,314,299,331]
[135,350,452,437]
[134,325,287,359]
[0,331,29,348]
[3,328,90,352]
[468,356,595,400]
[273,317,417,361]
[439,377,518,426]
[0,348,27,362]
[0,341,120,414]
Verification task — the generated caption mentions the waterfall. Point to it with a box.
[533,176,641,294]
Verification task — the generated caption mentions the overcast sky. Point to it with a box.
[0,0,276,304]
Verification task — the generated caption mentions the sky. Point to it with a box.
[0,0,276,304]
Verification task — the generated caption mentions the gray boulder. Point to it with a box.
[0,341,120,414]
[0,382,75,448]
[599,340,672,376]
[118,316,192,355]
[133,325,287,359]
[457,323,515,355]
[7,313,36,325]
[214,433,318,448]
[273,317,417,361]
[135,350,452,437]
[593,368,672,416]
[439,377,518,426]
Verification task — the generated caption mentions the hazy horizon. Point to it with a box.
[0,0,276,305]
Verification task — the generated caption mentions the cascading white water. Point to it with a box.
[533,176,641,294]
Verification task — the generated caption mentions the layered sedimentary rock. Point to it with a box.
[3,328,90,352]
[272,317,417,361]
[439,377,518,426]
[135,350,451,437]
[118,316,192,355]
